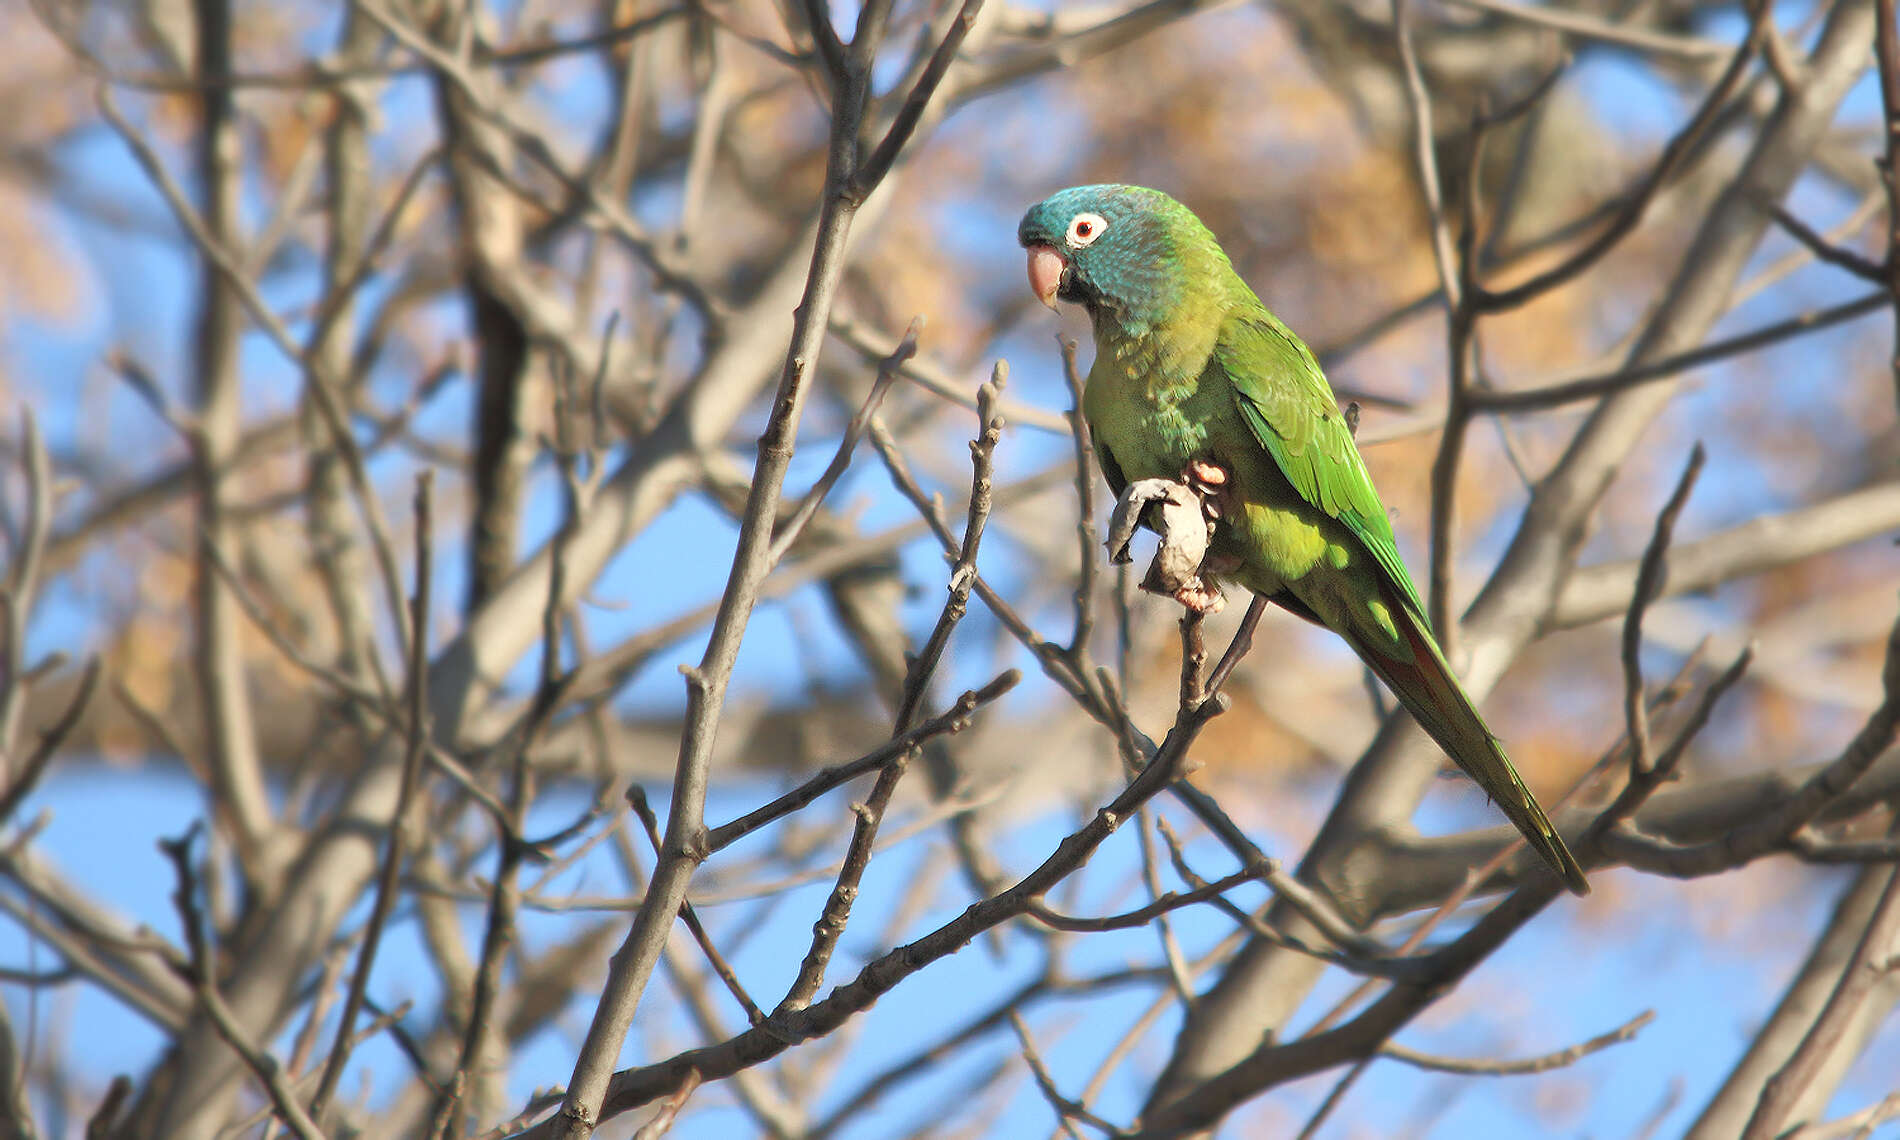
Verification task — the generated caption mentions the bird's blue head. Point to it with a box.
[1016,184,1226,329]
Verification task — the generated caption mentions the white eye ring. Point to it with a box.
[1066,212,1107,248]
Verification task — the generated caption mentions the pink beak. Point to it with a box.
[1026,244,1065,310]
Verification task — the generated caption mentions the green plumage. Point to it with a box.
[1020,184,1588,895]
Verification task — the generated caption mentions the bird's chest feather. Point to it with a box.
[1082,327,1227,478]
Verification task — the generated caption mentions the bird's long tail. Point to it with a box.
[1342,587,1591,896]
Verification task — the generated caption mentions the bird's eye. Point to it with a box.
[1066,212,1107,248]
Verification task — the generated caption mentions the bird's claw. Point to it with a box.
[1163,576,1226,614]
[1184,458,1228,488]
[1182,458,1233,521]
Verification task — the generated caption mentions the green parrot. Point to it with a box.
[1018,184,1589,895]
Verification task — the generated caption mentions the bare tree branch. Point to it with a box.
[1741,859,1900,1139]
[1376,1008,1655,1075]
[312,474,434,1122]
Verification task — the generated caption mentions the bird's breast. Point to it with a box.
[1085,348,1211,479]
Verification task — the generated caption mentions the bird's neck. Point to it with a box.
[1089,269,1238,393]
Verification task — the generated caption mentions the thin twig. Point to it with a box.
[704,671,1018,851]
[1603,612,1899,874]
[629,1068,702,1140]
[627,788,767,1027]
[0,659,99,830]
[1377,1009,1655,1075]
[1203,597,1268,701]
[1025,864,1266,932]
[1783,1092,1900,1140]
[96,84,415,657]
[1475,292,1887,414]
[778,364,1007,1014]
[1440,0,1728,58]
[1475,0,1771,310]
[1876,0,1900,412]
[1742,861,1900,1139]
[1010,1013,1127,1138]
[1134,810,1198,1008]
[1062,335,1100,658]
[1785,830,1900,864]
[433,373,608,1135]
[1622,445,1706,775]
[1392,0,1461,311]
[160,828,328,1140]
[1152,822,1405,974]
[311,474,433,1122]
[513,586,1263,1136]
[1767,202,1886,281]
[545,0,943,1122]
[65,9,688,90]
[828,315,1073,433]
[767,317,921,565]
[808,966,1175,1139]
[848,0,987,200]
[0,411,54,774]
[1293,1058,1370,1140]
[1588,646,1755,862]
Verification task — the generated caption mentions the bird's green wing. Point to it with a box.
[1216,310,1429,620]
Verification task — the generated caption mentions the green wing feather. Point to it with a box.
[1215,310,1427,621]
[1213,308,1590,895]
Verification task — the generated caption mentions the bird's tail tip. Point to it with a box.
[1555,851,1592,896]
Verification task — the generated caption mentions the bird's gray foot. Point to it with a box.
[1107,476,1229,614]
[1106,478,1207,570]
